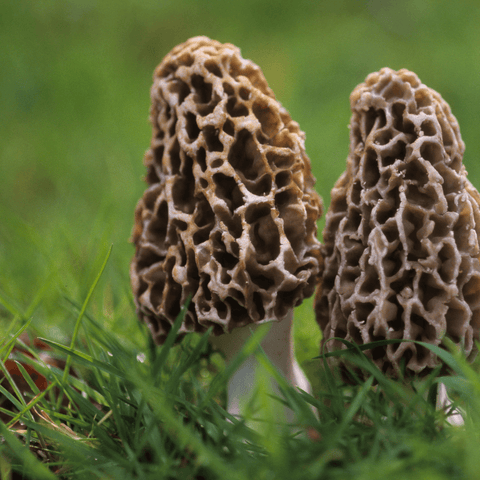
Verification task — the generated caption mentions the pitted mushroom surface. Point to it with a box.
[131,36,323,346]
[316,68,480,375]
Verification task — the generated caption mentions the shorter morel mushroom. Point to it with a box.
[130,37,323,415]
[316,68,480,385]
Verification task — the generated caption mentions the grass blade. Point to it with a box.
[62,244,112,383]
[0,422,57,480]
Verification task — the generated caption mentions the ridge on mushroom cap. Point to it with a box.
[316,67,480,376]
[131,36,323,344]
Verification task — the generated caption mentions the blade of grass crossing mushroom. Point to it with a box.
[151,296,192,381]
[416,339,468,377]
[422,338,480,424]
[316,338,406,360]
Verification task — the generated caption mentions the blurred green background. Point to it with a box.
[2,0,480,362]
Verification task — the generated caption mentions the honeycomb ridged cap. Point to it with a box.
[316,68,480,375]
[131,37,323,344]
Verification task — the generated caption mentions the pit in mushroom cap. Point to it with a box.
[131,36,323,344]
[316,67,480,376]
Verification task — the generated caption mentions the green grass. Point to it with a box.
[2,271,480,479]
[3,0,480,478]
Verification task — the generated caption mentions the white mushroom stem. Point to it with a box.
[437,383,464,426]
[209,310,311,418]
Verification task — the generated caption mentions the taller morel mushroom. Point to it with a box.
[316,68,480,376]
[130,37,323,412]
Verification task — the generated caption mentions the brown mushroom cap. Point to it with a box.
[316,68,480,376]
[131,36,323,344]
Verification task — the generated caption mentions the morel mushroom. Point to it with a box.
[316,68,480,377]
[131,36,323,413]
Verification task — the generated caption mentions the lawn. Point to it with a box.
[2,0,480,478]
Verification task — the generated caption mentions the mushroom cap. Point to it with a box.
[131,36,323,344]
[316,68,480,376]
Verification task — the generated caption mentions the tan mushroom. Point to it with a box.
[316,68,480,380]
[130,37,323,415]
